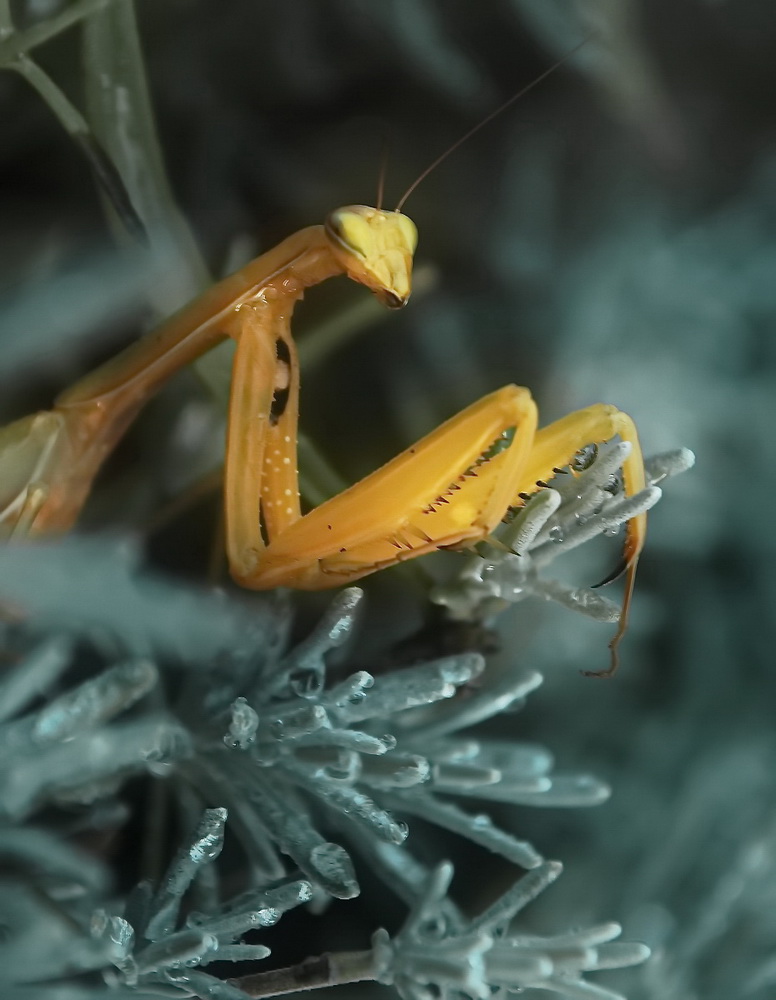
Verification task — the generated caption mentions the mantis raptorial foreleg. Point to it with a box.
[224,302,303,581]
[501,403,646,677]
[230,384,539,590]
[521,403,646,567]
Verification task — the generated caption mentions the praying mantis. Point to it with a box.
[0,49,647,675]
[0,200,646,672]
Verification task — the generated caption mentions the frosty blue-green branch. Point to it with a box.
[223,860,649,1000]
[371,861,650,1000]
[0,543,647,997]
[432,445,695,622]
[0,444,692,997]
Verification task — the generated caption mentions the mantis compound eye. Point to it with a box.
[325,207,373,257]
[393,213,418,255]
[325,206,418,260]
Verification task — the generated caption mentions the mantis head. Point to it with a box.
[324,205,417,308]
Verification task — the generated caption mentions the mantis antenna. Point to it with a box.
[375,138,390,211]
[394,37,589,213]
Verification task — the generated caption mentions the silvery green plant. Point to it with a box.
[371,861,649,1000]
[0,524,673,999]
[432,443,695,627]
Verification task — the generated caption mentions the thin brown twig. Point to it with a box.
[227,949,377,998]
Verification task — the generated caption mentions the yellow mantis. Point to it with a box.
[0,52,647,674]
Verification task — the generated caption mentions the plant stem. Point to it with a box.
[0,0,114,64]
[83,0,234,403]
[12,52,145,239]
[227,949,377,998]
[13,53,89,136]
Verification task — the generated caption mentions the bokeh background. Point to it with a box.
[1,1,776,997]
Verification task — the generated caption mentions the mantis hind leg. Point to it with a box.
[0,399,127,539]
[0,411,67,538]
